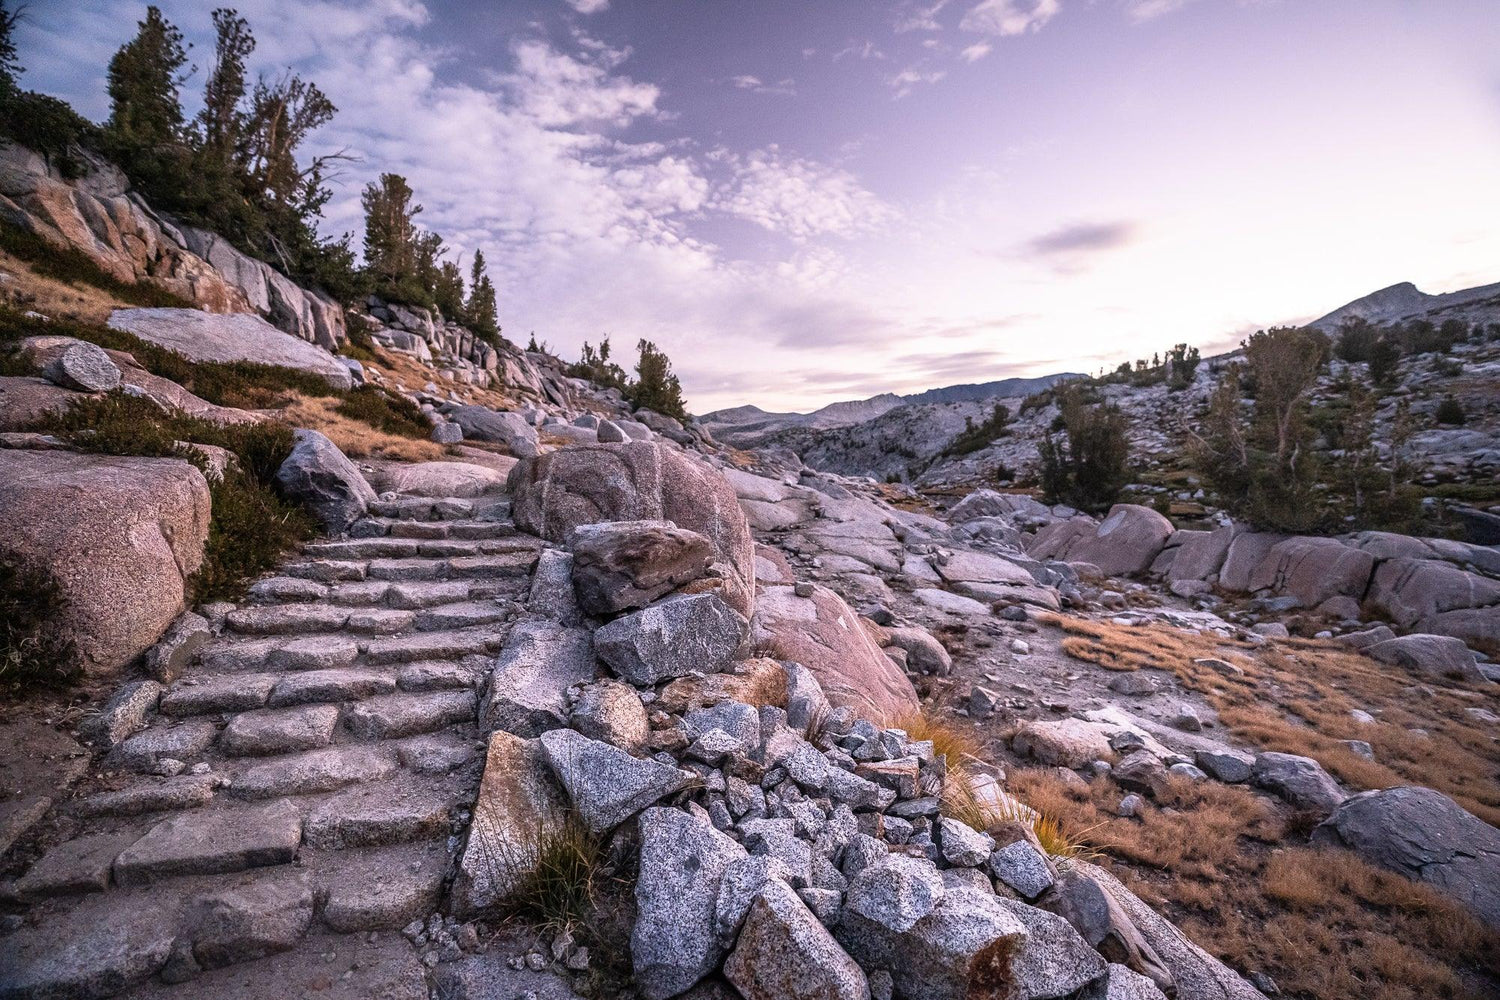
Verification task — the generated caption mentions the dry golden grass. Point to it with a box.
[1009,767,1500,1000]
[279,395,447,463]
[892,708,984,767]
[0,249,126,323]
[1044,615,1500,825]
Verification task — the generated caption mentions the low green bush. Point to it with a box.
[0,221,190,308]
[38,391,314,604]
[1435,395,1466,426]
[335,384,429,439]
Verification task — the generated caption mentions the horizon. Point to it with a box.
[20,0,1500,412]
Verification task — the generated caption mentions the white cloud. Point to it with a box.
[833,40,886,61]
[1123,0,1195,22]
[888,66,949,98]
[710,147,898,241]
[729,74,797,96]
[960,0,1062,36]
[895,0,951,33]
[960,41,993,61]
[499,40,659,127]
[564,0,609,14]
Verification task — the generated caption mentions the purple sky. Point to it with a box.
[19,0,1500,412]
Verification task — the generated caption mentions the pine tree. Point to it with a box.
[361,173,421,297]
[0,1,21,95]
[106,6,188,149]
[197,8,253,169]
[433,260,466,322]
[626,339,687,420]
[465,250,500,343]
[244,75,335,207]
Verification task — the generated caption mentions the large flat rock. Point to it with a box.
[107,308,352,390]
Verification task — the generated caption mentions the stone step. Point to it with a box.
[160,672,279,716]
[282,558,368,582]
[219,704,341,757]
[366,557,449,581]
[447,552,539,578]
[226,604,351,636]
[12,830,139,899]
[384,580,473,608]
[105,720,220,773]
[112,799,303,886]
[314,842,447,932]
[247,576,330,604]
[360,626,510,665]
[352,518,517,541]
[395,659,487,692]
[412,600,510,631]
[362,550,538,582]
[345,608,418,634]
[74,774,220,818]
[305,538,423,560]
[303,782,458,850]
[268,668,399,707]
[200,635,360,673]
[230,745,399,800]
[368,496,511,522]
[342,690,477,740]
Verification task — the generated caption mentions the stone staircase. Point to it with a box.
[0,493,540,998]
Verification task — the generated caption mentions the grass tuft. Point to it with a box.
[498,816,609,936]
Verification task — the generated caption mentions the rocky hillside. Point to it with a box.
[0,144,1498,1000]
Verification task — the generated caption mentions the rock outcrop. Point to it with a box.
[509,441,756,618]
[0,142,345,346]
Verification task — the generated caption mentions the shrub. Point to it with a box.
[1367,335,1402,386]
[1166,343,1201,390]
[0,549,78,698]
[0,89,99,180]
[192,464,314,604]
[0,221,190,308]
[1334,317,1381,363]
[1435,395,1466,426]
[37,391,315,603]
[1037,387,1130,512]
[944,403,1011,457]
[335,385,429,439]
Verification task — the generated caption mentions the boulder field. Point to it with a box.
[1,437,1277,1000]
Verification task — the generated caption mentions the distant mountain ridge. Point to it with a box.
[701,374,1080,437]
[1310,279,1500,330]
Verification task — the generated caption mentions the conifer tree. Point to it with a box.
[465,250,500,343]
[197,8,253,169]
[106,6,188,149]
[627,339,687,420]
[361,173,421,296]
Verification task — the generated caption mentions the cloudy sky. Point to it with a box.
[19,0,1500,412]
